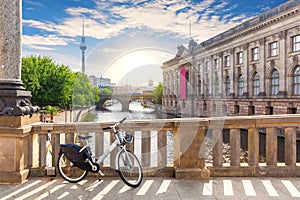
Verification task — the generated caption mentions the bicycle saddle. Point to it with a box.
[78,135,93,140]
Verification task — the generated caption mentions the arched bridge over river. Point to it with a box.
[96,93,155,111]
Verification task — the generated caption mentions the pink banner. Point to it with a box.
[180,67,187,99]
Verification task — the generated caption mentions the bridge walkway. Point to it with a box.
[1,177,300,199]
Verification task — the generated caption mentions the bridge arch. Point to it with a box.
[97,93,155,112]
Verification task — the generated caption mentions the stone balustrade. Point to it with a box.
[29,114,300,179]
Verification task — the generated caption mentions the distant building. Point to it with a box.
[162,0,300,117]
[97,75,111,88]
[89,75,97,87]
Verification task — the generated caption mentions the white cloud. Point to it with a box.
[22,35,75,46]
[23,19,56,32]
[23,0,250,45]
[24,45,55,51]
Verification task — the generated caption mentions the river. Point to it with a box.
[83,101,158,122]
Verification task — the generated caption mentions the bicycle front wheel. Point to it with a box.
[57,153,88,183]
[117,150,143,188]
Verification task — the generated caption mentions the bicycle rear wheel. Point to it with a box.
[57,153,88,183]
[117,149,143,188]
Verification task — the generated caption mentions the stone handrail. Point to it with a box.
[30,114,300,179]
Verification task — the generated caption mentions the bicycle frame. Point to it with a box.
[96,139,119,165]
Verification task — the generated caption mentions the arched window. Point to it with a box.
[294,66,300,95]
[226,76,231,96]
[238,75,244,96]
[271,69,279,95]
[253,72,260,95]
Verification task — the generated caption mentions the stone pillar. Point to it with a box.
[0,0,39,183]
[174,119,210,179]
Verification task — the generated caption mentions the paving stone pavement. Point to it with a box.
[1,176,300,199]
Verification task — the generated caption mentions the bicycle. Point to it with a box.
[57,117,143,188]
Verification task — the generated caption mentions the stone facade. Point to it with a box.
[162,0,300,117]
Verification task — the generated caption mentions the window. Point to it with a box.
[206,61,210,72]
[198,80,201,96]
[271,69,279,95]
[292,35,300,52]
[270,41,278,57]
[253,72,260,95]
[206,78,210,96]
[237,52,243,64]
[294,66,300,95]
[214,59,219,70]
[226,76,231,96]
[252,47,259,61]
[215,76,219,96]
[238,75,244,96]
[225,56,230,67]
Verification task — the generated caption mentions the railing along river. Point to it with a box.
[30,115,300,179]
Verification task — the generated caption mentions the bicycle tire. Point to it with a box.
[117,149,143,188]
[57,152,88,183]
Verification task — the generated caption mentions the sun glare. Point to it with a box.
[102,48,173,84]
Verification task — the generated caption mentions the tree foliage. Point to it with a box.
[99,88,112,94]
[154,82,163,105]
[22,55,98,109]
[72,72,99,107]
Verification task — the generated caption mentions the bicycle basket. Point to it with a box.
[124,133,133,143]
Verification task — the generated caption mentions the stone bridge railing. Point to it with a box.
[30,115,300,179]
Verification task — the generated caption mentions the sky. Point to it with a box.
[22,0,287,87]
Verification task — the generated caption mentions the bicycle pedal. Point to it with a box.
[98,169,105,176]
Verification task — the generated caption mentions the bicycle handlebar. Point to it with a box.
[102,117,127,131]
[119,117,127,124]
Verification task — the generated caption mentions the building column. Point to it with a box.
[0,0,38,116]
[243,44,249,97]
[259,38,266,96]
[278,31,287,96]
[0,0,39,183]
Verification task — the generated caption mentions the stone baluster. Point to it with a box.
[212,129,223,167]
[110,131,118,168]
[284,127,296,166]
[141,131,151,168]
[248,128,259,166]
[65,133,74,144]
[51,134,60,167]
[230,128,241,166]
[39,134,47,168]
[95,132,104,159]
[157,130,167,168]
[266,127,277,166]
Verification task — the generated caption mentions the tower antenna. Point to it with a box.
[189,19,192,39]
[79,19,87,74]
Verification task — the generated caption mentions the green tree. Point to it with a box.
[154,82,163,105]
[99,88,112,94]
[72,72,99,107]
[22,55,99,109]
[22,56,75,108]
[44,105,58,122]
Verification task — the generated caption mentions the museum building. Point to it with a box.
[162,0,300,117]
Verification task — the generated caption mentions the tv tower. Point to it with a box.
[79,20,87,74]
